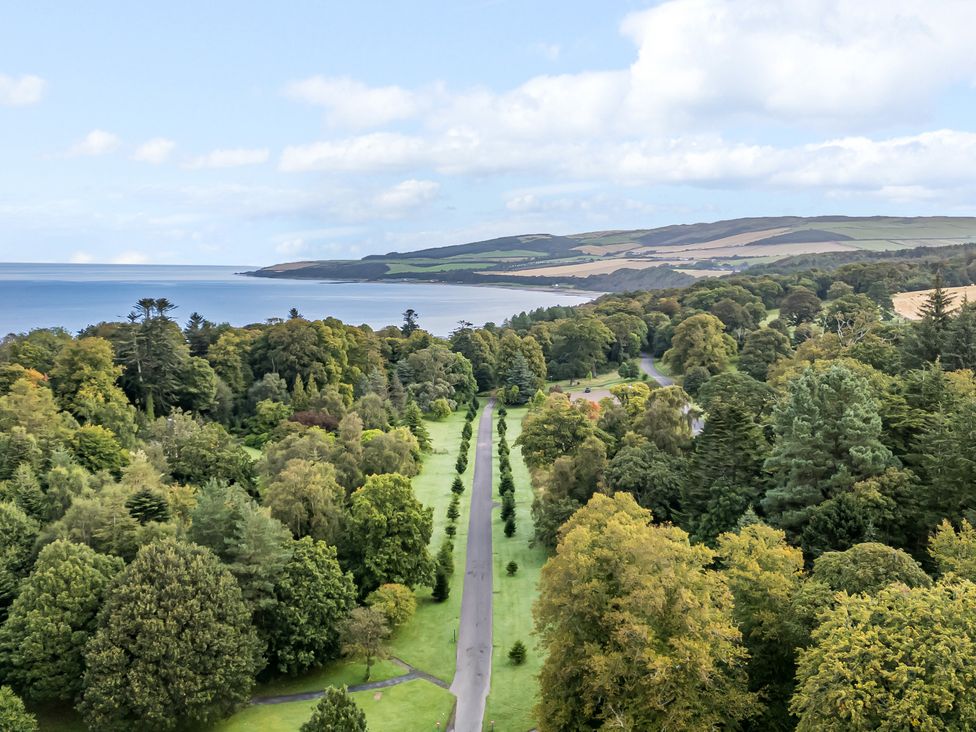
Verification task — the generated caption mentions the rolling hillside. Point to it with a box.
[250,216,976,292]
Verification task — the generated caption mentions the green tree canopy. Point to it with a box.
[265,538,357,676]
[300,686,367,732]
[345,473,434,594]
[79,538,262,732]
[662,313,736,375]
[0,540,123,702]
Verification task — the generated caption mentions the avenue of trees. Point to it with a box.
[500,269,976,730]
[0,304,477,730]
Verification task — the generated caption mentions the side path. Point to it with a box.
[251,657,449,706]
[449,399,495,732]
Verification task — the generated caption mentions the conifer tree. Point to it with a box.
[402,401,431,451]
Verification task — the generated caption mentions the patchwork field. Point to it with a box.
[252,216,976,292]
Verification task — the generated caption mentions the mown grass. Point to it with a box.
[384,407,475,682]
[484,406,547,731]
[212,679,455,732]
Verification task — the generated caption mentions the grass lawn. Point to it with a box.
[485,406,547,732]
[550,369,632,391]
[211,679,455,732]
[384,407,475,682]
[255,658,404,697]
[762,307,780,324]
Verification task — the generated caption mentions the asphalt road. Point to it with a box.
[449,399,495,732]
[640,353,704,435]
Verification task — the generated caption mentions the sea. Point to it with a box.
[0,263,595,337]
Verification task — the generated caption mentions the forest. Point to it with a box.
[2,240,976,729]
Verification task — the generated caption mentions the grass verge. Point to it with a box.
[484,406,547,731]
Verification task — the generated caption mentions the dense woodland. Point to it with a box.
[2,242,976,729]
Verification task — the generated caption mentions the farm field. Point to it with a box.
[892,284,976,319]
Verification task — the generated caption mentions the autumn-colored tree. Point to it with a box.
[663,313,736,375]
[534,493,756,730]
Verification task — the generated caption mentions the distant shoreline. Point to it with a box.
[236,270,604,299]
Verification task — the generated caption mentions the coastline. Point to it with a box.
[236,270,605,299]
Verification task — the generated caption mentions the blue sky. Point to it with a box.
[2,0,976,265]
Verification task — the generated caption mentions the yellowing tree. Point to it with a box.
[663,313,736,375]
[534,493,756,731]
[793,581,976,731]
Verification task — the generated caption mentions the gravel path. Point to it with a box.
[449,399,495,732]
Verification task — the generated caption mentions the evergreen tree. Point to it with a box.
[432,569,450,602]
[451,475,464,494]
[762,365,894,539]
[124,487,171,524]
[942,299,976,370]
[79,539,262,731]
[909,272,955,364]
[0,541,123,703]
[683,399,768,542]
[0,687,37,732]
[401,401,431,451]
[300,686,367,732]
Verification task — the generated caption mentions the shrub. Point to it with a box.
[447,502,460,521]
[445,524,457,538]
[300,686,366,732]
[508,640,526,665]
[429,398,453,421]
[456,454,468,474]
[365,584,417,631]
[504,516,516,537]
[497,406,508,418]
[506,561,519,576]
[499,455,511,474]
[461,421,473,441]
[499,471,514,496]
[451,475,465,495]
[497,419,507,436]
[618,360,640,379]
[432,570,450,602]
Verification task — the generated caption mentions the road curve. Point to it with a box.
[450,399,495,732]
[640,353,704,435]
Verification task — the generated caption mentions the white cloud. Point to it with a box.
[284,75,423,128]
[69,129,121,157]
[275,237,307,255]
[111,250,150,265]
[0,74,45,106]
[535,43,561,61]
[185,148,269,169]
[132,138,176,164]
[373,179,439,212]
[69,250,93,264]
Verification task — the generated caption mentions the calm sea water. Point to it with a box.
[0,263,594,337]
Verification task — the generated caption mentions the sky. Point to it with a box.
[3,0,976,266]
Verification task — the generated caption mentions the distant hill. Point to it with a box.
[249,216,976,292]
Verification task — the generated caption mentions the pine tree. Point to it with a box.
[508,640,527,665]
[911,272,956,364]
[402,402,431,451]
[432,569,450,602]
[943,299,976,370]
[451,475,464,495]
[504,516,516,537]
[124,488,171,524]
[501,492,516,521]
[292,374,308,411]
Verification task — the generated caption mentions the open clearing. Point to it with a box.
[892,285,976,319]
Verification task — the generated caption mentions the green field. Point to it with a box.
[484,406,547,731]
[386,261,494,274]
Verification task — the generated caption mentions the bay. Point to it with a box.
[0,263,594,337]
